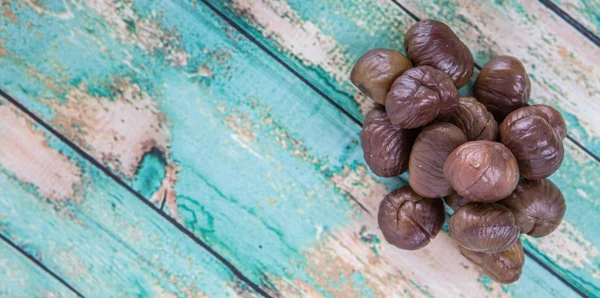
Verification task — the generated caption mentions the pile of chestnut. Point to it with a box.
[352,20,567,284]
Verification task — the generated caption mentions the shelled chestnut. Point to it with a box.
[351,19,568,285]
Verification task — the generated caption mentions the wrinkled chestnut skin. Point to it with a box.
[444,191,471,211]
[351,49,413,105]
[474,56,531,120]
[378,186,445,250]
[409,123,467,198]
[460,238,525,284]
[360,105,416,177]
[500,114,564,180]
[448,97,498,141]
[450,203,520,253]
[444,141,519,203]
[386,66,459,128]
[404,20,474,88]
[499,179,566,237]
[501,105,567,140]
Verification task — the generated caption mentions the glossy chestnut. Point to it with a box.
[447,97,498,141]
[459,238,525,284]
[501,105,567,140]
[385,66,459,128]
[404,20,474,88]
[378,186,445,250]
[409,123,467,198]
[474,55,531,120]
[500,112,564,180]
[444,141,519,203]
[450,203,520,253]
[360,105,416,177]
[351,49,413,105]
[499,179,566,237]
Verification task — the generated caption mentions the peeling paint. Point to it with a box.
[0,103,82,203]
[528,222,600,277]
[230,0,350,83]
[85,0,190,66]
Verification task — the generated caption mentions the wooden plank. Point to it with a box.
[204,0,600,158]
[0,0,588,297]
[0,99,258,297]
[201,0,600,293]
[0,238,77,298]
[548,0,600,38]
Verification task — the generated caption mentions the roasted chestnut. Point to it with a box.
[386,66,459,128]
[501,105,567,140]
[444,191,471,211]
[404,20,474,88]
[447,97,498,141]
[499,179,566,237]
[459,238,525,284]
[444,141,519,203]
[350,49,413,105]
[474,56,531,120]
[450,203,520,253]
[409,123,467,198]
[359,105,416,177]
[378,186,445,250]
[500,110,564,180]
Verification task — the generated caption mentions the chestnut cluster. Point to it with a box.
[352,20,567,284]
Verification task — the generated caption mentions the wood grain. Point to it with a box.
[199,0,600,293]
[0,0,591,296]
[0,238,77,298]
[550,0,600,37]
[0,98,257,297]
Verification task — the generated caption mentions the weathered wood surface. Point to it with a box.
[0,0,596,297]
[550,0,600,37]
[0,239,77,298]
[0,99,257,297]
[204,0,600,293]
[206,0,600,158]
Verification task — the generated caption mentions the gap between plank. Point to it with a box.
[197,0,591,296]
[0,89,272,298]
[0,233,84,297]
[538,0,600,48]
[390,0,600,165]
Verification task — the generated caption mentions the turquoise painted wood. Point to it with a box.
[551,0,600,36]
[203,0,600,158]
[201,0,600,294]
[0,0,595,297]
[0,239,77,298]
[0,99,257,297]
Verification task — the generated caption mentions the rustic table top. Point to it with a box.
[0,0,599,297]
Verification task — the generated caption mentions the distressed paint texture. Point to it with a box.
[550,0,600,36]
[0,99,257,297]
[203,0,600,293]
[0,240,77,298]
[207,0,600,158]
[0,0,591,297]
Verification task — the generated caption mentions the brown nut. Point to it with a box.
[404,20,474,88]
[385,66,459,128]
[447,97,498,141]
[500,113,564,180]
[359,105,416,177]
[501,105,567,140]
[409,123,467,198]
[450,203,520,253]
[474,56,531,120]
[499,179,566,237]
[350,49,413,105]
[378,186,445,250]
[444,141,519,203]
[444,191,471,211]
[459,238,525,284]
